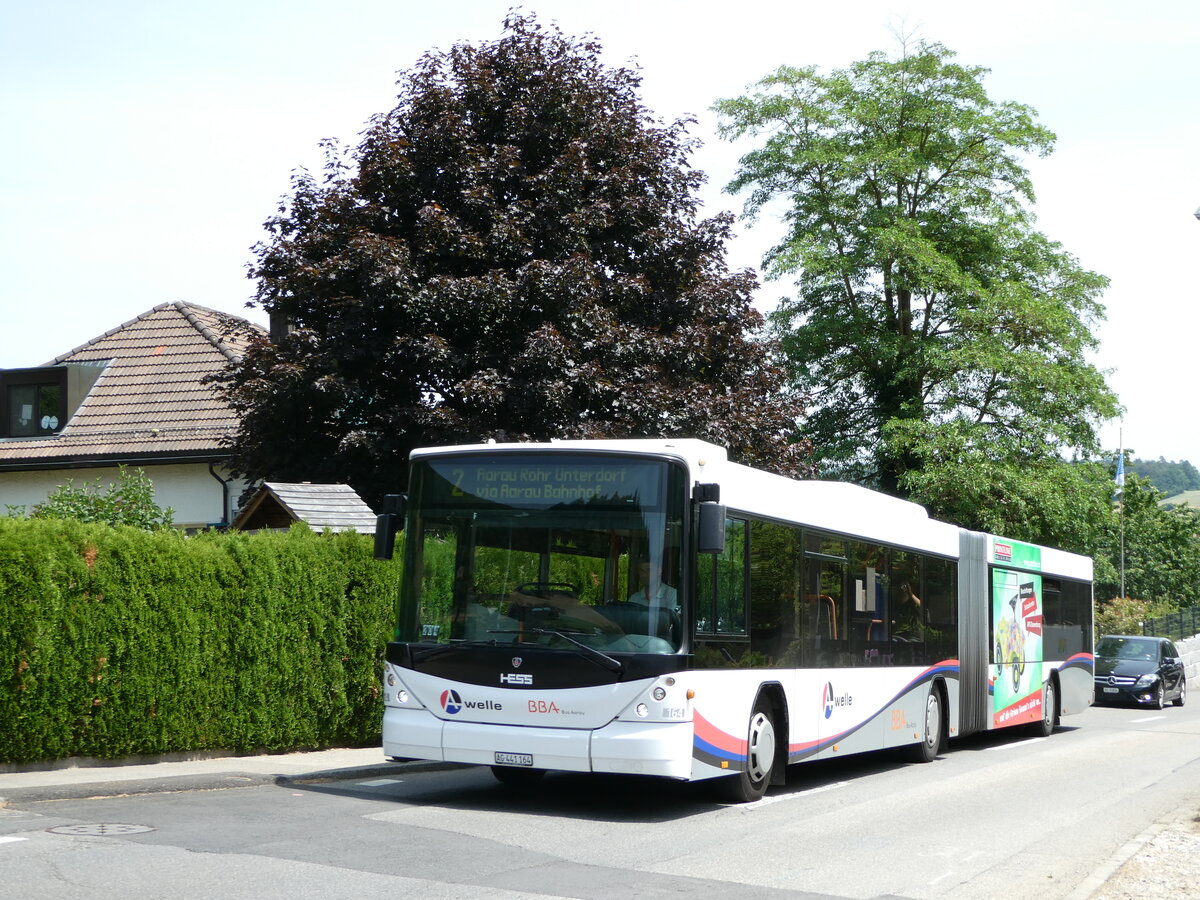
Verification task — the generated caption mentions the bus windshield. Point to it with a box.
[400,453,686,654]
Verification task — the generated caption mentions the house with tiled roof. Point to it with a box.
[0,301,265,529]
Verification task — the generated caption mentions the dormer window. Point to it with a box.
[1,367,68,438]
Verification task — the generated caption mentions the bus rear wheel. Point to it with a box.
[1032,678,1058,737]
[910,687,942,763]
[721,699,776,802]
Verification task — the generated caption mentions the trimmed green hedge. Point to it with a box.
[0,518,400,764]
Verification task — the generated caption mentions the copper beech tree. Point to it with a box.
[216,14,807,503]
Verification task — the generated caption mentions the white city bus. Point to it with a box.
[374,439,1093,801]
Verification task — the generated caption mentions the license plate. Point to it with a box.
[494,752,534,767]
[1103,687,1119,694]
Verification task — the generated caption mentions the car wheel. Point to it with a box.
[720,698,776,802]
[1173,678,1187,708]
[1153,684,1165,710]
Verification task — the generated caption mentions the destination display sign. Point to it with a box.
[421,455,663,510]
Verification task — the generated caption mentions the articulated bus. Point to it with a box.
[374,439,1093,801]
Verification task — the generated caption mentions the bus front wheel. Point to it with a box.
[721,699,776,802]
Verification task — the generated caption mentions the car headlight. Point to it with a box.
[1135,674,1159,689]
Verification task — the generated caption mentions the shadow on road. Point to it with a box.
[290,736,997,823]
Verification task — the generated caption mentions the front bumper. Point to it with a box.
[382,707,695,779]
[1093,680,1160,705]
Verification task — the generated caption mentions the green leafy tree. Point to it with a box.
[31,466,174,530]
[1130,458,1200,497]
[899,444,1115,553]
[715,39,1118,528]
[1093,473,1200,607]
[216,14,808,504]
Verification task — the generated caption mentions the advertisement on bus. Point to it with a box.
[990,539,1045,727]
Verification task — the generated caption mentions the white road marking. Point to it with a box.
[742,780,848,809]
[985,737,1047,751]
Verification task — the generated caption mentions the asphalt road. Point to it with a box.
[1,700,1198,899]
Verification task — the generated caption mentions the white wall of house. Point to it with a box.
[0,462,252,530]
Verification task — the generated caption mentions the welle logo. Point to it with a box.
[439,689,501,715]
[822,682,852,719]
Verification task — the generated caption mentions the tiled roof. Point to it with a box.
[0,301,265,467]
[231,482,377,533]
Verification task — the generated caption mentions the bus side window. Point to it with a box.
[804,549,847,667]
[696,518,746,636]
[694,518,749,667]
[713,518,746,633]
[923,556,958,663]
[749,519,803,665]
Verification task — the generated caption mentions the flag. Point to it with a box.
[1115,453,1125,498]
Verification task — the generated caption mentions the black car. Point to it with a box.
[1094,635,1187,708]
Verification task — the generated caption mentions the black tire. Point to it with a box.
[1172,678,1186,708]
[490,766,546,788]
[910,686,943,763]
[720,698,776,802]
[1153,683,1166,710]
[1031,678,1058,737]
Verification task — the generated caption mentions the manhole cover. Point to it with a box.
[47,824,156,836]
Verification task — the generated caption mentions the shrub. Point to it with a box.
[0,518,400,763]
[31,466,174,529]
[1095,595,1174,639]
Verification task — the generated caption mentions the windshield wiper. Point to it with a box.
[488,629,624,674]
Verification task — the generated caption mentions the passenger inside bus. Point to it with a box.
[892,582,924,641]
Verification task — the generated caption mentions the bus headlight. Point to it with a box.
[635,703,649,718]
[386,671,397,687]
[652,687,667,701]
[397,690,410,704]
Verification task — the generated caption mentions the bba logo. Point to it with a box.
[822,682,852,719]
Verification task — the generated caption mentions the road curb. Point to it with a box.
[276,759,469,784]
[0,759,469,805]
[1063,821,1168,900]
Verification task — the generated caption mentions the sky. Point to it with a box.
[3,1,1198,468]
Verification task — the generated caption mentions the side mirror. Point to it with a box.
[697,501,727,555]
[373,494,406,560]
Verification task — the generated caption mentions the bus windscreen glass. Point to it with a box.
[401,454,685,654]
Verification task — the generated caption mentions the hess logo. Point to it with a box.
[822,682,852,719]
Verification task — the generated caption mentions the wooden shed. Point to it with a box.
[230,482,376,534]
